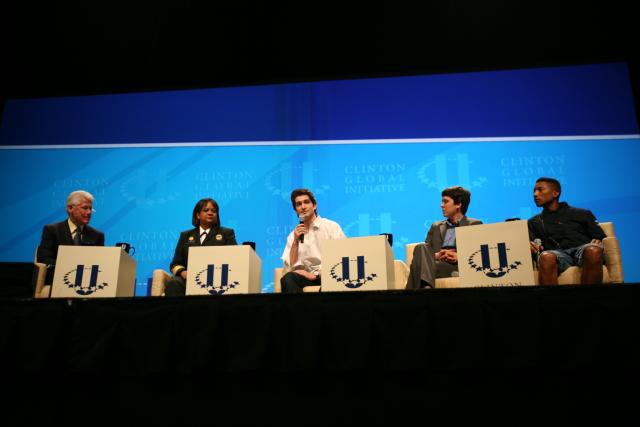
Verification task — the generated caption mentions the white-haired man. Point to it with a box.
[37,190,105,284]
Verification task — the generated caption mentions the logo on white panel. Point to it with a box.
[466,243,523,278]
[194,264,239,295]
[63,265,109,296]
[418,153,487,189]
[329,256,378,289]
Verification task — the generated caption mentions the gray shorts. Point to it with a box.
[537,243,601,273]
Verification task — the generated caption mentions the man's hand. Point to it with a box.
[180,270,188,280]
[293,223,308,242]
[293,270,318,281]
[443,249,457,263]
[436,249,457,263]
[530,241,543,254]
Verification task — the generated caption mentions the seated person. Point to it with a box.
[405,186,482,289]
[37,190,105,285]
[528,177,605,285]
[280,188,346,293]
[165,198,237,296]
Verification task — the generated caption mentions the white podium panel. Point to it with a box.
[186,245,262,295]
[456,220,536,287]
[321,235,394,292]
[51,246,137,298]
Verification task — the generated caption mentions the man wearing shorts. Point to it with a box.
[528,177,605,285]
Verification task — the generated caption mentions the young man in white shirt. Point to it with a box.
[280,188,346,293]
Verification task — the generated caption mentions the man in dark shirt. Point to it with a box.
[528,177,605,285]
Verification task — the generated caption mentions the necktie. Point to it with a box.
[73,228,82,245]
[200,231,207,244]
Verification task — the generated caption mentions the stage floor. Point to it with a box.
[2,284,639,423]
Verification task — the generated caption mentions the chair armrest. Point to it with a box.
[33,262,49,298]
[599,222,614,238]
[603,236,624,283]
[393,260,409,289]
[151,269,172,296]
[405,243,421,266]
[274,268,283,293]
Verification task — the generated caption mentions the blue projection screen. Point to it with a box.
[1,62,638,294]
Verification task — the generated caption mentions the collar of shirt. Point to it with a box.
[68,218,81,236]
[543,201,569,215]
[309,216,323,230]
[446,216,464,228]
[199,227,210,241]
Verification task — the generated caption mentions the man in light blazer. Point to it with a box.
[37,190,105,284]
[405,186,482,289]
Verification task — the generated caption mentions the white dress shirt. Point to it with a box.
[281,215,346,275]
[68,219,81,241]
[199,226,210,244]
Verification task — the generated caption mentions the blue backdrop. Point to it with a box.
[1,62,638,294]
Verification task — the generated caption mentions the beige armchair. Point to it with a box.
[274,259,409,293]
[404,243,462,289]
[33,247,50,298]
[544,222,623,284]
[150,269,172,296]
[405,221,624,288]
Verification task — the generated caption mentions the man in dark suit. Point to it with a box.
[165,198,237,296]
[405,186,482,289]
[37,190,105,285]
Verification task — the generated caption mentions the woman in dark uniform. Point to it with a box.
[165,198,237,296]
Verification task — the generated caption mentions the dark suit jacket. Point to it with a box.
[37,220,105,266]
[424,216,483,253]
[170,226,237,276]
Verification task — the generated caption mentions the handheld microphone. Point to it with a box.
[298,213,306,243]
[533,238,542,252]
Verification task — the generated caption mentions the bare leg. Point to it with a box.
[581,245,604,284]
[538,252,559,285]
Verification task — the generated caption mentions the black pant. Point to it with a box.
[44,265,55,287]
[165,276,186,296]
[280,271,321,293]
